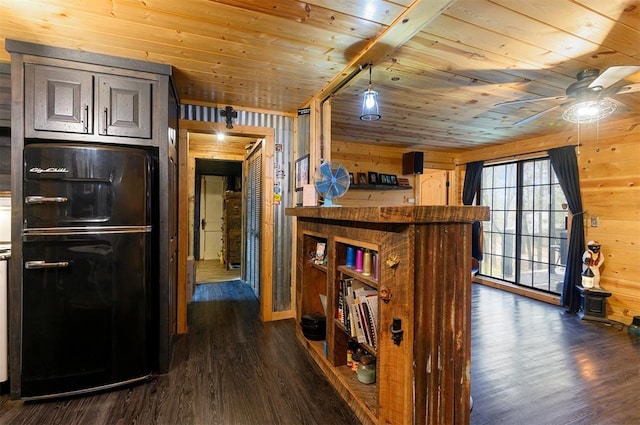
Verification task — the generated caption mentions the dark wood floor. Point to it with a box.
[470,284,640,425]
[0,281,360,425]
[0,281,638,424]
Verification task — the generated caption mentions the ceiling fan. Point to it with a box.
[496,65,640,126]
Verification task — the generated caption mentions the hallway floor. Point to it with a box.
[196,259,241,283]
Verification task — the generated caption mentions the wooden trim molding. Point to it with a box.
[473,276,561,306]
[177,120,278,333]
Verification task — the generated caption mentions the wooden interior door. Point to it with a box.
[200,175,224,261]
[418,169,449,205]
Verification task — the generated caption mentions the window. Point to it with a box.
[479,158,568,294]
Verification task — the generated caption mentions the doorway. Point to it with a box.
[178,121,279,331]
[193,158,243,284]
[200,175,224,261]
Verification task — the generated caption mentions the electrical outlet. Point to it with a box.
[590,216,599,227]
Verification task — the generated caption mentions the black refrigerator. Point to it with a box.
[20,143,156,399]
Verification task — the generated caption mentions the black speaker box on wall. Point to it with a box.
[402,151,424,175]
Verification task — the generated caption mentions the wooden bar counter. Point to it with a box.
[286,206,490,425]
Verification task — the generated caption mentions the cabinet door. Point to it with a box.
[97,75,151,139]
[418,169,449,205]
[28,64,93,134]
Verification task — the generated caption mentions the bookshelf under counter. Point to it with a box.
[287,206,489,425]
[309,261,327,273]
[337,265,378,288]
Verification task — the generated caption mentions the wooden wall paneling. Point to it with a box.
[260,133,275,321]
[309,98,323,178]
[333,140,413,206]
[188,137,249,159]
[457,117,640,325]
[339,189,409,208]
[332,140,458,207]
[322,99,332,163]
[577,125,640,324]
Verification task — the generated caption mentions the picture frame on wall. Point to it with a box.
[368,172,379,185]
[349,173,354,185]
[357,172,368,185]
[379,173,389,184]
[295,154,310,191]
[389,174,398,185]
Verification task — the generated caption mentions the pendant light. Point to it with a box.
[360,64,381,121]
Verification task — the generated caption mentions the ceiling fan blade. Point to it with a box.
[495,95,568,107]
[514,105,561,126]
[589,65,640,89]
[608,96,633,112]
[610,81,640,96]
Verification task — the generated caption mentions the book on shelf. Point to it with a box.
[339,277,379,350]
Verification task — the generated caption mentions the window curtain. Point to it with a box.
[548,146,584,313]
[463,161,484,261]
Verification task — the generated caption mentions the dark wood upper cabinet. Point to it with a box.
[97,75,151,139]
[28,64,93,135]
[25,64,151,139]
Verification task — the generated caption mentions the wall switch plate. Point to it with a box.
[590,216,599,227]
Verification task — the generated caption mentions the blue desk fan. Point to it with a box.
[314,162,350,207]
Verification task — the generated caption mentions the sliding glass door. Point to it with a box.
[479,158,568,294]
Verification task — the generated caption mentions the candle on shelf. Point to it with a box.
[362,250,372,276]
[372,252,378,280]
[355,248,364,272]
[346,246,355,268]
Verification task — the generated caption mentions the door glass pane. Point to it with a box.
[478,158,567,295]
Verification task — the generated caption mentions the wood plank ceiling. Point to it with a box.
[1,0,639,151]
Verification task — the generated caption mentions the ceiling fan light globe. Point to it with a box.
[562,99,617,124]
[577,103,598,117]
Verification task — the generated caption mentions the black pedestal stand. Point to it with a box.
[577,286,612,323]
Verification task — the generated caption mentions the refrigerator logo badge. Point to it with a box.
[29,167,70,174]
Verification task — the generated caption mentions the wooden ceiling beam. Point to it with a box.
[315,0,456,102]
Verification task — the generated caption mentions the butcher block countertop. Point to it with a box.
[285,205,490,224]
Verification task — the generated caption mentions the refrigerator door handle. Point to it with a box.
[25,260,70,270]
[25,196,69,205]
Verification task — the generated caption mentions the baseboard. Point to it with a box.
[473,276,561,306]
[269,309,296,321]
